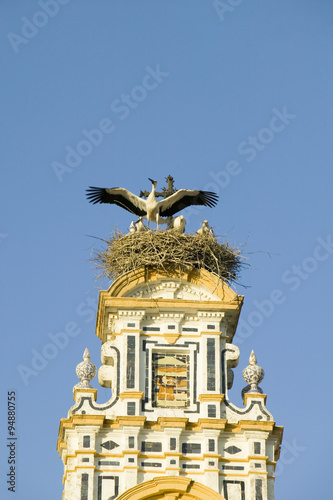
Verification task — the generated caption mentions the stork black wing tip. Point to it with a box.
[201,190,219,207]
[86,186,103,204]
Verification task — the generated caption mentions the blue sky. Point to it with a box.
[1,1,333,498]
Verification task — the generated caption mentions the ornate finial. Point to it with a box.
[74,348,97,390]
[242,350,265,396]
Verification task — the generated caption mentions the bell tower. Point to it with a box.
[57,266,283,500]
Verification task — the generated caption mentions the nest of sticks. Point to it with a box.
[93,229,244,285]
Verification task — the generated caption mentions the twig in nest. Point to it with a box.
[93,230,246,285]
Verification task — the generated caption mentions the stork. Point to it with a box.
[86,179,218,229]
[128,221,136,234]
[197,220,210,235]
[172,215,186,233]
[135,217,146,232]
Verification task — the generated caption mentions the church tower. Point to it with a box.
[57,265,283,500]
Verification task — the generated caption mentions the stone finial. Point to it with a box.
[242,350,265,396]
[74,348,97,390]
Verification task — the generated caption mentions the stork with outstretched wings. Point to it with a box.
[86,178,218,229]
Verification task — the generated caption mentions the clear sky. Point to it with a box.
[1,1,333,498]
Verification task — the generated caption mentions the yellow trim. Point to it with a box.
[182,456,204,462]
[58,415,282,434]
[97,297,242,342]
[96,466,140,472]
[73,387,97,402]
[120,329,142,334]
[248,455,269,460]
[117,416,146,426]
[111,331,229,341]
[200,331,222,335]
[72,414,105,426]
[219,456,266,463]
[243,393,267,406]
[64,450,96,464]
[198,394,224,403]
[100,297,241,311]
[57,438,66,453]
[124,452,265,462]
[57,417,283,457]
[124,450,140,456]
[226,421,277,433]
[195,419,227,430]
[163,333,180,344]
[62,465,96,482]
[74,465,95,470]
[115,475,226,500]
[157,417,188,428]
[58,417,282,439]
[96,453,124,458]
[63,451,270,464]
[180,471,205,475]
[108,267,240,301]
[140,453,181,459]
[119,391,144,401]
[95,268,243,341]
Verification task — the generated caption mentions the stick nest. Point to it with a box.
[93,230,244,285]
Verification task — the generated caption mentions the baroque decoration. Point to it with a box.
[57,176,283,500]
[75,348,97,389]
[242,350,265,395]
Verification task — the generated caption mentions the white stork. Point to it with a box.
[172,215,186,233]
[86,179,218,229]
[135,217,146,232]
[128,221,136,234]
[197,220,210,235]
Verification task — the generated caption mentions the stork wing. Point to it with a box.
[86,187,147,216]
[159,189,218,217]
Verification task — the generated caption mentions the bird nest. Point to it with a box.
[93,230,244,285]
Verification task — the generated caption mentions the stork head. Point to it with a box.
[148,178,157,187]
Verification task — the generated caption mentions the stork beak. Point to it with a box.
[148,178,156,184]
